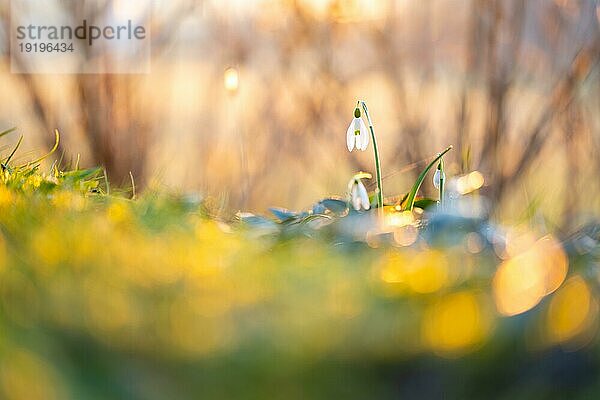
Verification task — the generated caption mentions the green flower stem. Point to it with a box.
[359,101,383,211]
[438,158,445,207]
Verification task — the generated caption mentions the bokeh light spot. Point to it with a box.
[547,276,597,345]
[224,67,239,93]
[493,235,568,316]
[423,291,491,356]
[406,250,448,294]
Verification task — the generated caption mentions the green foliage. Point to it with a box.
[403,145,453,211]
[0,129,599,399]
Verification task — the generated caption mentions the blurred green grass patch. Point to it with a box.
[0,130,599,399]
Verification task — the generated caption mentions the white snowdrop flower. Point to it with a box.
[350,178,371,211]
[433,168,445,189]
[346,107,369,152]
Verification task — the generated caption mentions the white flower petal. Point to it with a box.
[359,119,369,151]
[351,184,361,211]
[433,169,445,189]
[346,121,355,152]
[357,180,370,210]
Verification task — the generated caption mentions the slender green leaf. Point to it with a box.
[19,129,60,167]
[404,146,453,211]
[4,135,24,165]
[0,127,17,139]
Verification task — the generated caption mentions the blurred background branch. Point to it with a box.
[0,0,598,225]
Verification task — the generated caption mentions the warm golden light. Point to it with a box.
[379,251,406,284]
[493,235,568,316]
[406,250,449,294]
[423,291,491,356]
[467,171,484,191]
[224,67,239,93]
[379,250,449,294]
[385,210,414,228]
[327,0,388,23]
[456,171,485,195]
[547,276,597,344]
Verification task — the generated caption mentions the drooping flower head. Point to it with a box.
[433,162,445,189]
[346,107,369,152]
[348,172,372,211]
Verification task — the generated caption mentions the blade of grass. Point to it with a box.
[129,171,136,200]
[19,129,60,167]
[4,135,24,165]
[0,127,17,139]
[104,168,110,195]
